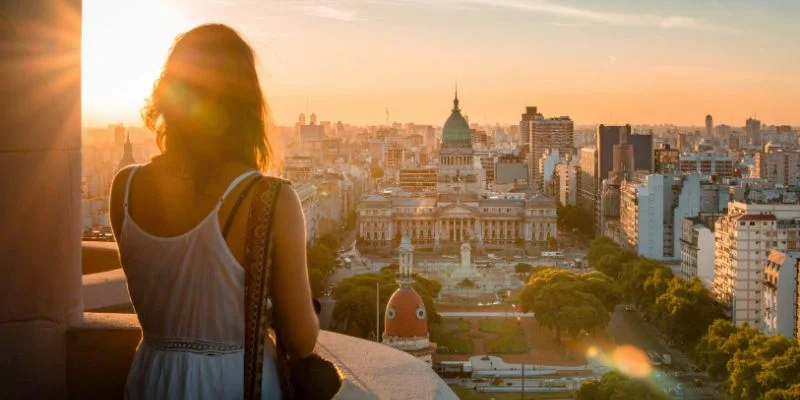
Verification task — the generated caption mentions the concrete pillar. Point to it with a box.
[0,1,83,397]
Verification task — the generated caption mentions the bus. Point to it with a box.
[541,251,564,258]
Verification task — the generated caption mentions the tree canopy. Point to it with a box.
[520,269,617,340]
[695,320,800,399]
[575,370,667,400]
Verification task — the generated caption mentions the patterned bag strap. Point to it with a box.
[243,176,294,400]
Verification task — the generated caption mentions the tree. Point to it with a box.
[317,232,340,251]
[649,277,724,347]
[576,370,667,400]
[695,319,739,379]
[514,263,534,274]
[307,268,325,297]
[520,276,611,341]
[307,243,337,277]
[580,272,622,313]
[765,384,800,400]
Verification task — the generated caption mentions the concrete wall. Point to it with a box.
[0,1,83,398]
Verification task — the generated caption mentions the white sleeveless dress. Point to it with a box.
[118,167,282,400]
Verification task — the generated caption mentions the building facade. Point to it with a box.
[680,218,715,289]
[357,192,557,252]
[754,150,800,187]
[714,202,800,327]
[762,250,798,338]
[529,115,573,191]
[679,153,734,178]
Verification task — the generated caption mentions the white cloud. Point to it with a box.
[298,4,357,21]
[373,0,742,35]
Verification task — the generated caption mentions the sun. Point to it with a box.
[82,0,190,126]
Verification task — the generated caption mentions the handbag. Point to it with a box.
[236,176,343,400]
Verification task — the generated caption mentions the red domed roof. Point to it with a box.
[383,287,428,338]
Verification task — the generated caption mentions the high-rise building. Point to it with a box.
[518,106,539,155]
[705,115,713,138]
[754,149,800,187]
[714,201,800,327]
[529,115,573,191]
[597,125,632,182]
[746,118,762,146]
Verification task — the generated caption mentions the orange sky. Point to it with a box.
[82,0,800,127]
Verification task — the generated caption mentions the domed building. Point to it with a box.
[438,88,486,194]
[383,234,434,364]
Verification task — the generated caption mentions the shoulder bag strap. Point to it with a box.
[242,176,293,400]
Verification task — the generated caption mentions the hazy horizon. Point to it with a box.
[83,0,800,127]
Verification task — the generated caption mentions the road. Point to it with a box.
[607,305,721,399]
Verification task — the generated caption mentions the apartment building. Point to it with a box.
[762,250,798,338]
[754,150,800,187]
[714,201,800,327]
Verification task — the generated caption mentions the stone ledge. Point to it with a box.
[65,313,456,399]
[82,241,122,275]
[82,269,130,311]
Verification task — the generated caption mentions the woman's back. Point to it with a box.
[117,163,257,343]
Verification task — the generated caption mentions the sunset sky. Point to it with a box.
[82,0,800,128]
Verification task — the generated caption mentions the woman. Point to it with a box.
[110,24,319,399]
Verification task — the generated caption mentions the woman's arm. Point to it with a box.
[270,183,319,359]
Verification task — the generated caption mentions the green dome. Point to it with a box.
[442,94,472,147]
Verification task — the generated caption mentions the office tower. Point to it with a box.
[597,125,632,182]
[519,106,538,152]
[705,115,713,138]
[530,115,573,190]
[746,118,762,145]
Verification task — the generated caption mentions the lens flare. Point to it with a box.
[610,345,652,378]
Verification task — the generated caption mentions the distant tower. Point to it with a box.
[705,115,713,139]
[383,233,433,364]
[385,106,390,127]
[298,113,306,125]
[310,113,318,126]
[117,131,136,171]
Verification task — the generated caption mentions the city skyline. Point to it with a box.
[83,0,800,127]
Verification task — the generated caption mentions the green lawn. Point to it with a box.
[452,387,574,400]
[479,319,528,354]
[431,319,474,354]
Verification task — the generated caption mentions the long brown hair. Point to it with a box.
[143,24,273,180]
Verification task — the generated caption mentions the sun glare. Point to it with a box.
[82,0,190,125]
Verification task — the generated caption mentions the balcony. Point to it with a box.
[79,243,457,399]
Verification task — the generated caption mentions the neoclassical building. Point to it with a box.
[357,92,557,252]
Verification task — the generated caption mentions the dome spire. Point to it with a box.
[453,81,460,112]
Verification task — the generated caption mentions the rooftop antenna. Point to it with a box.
[386,105,390,127]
